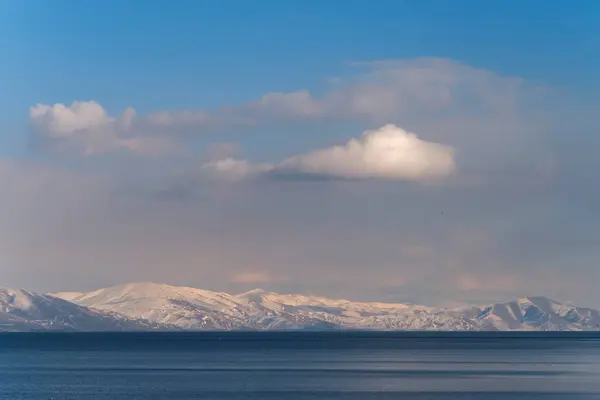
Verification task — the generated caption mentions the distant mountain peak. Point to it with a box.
[0,288,34,310]
[237,288,268,296]
[0,286,164,332]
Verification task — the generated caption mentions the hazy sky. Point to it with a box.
[1,1,600,306]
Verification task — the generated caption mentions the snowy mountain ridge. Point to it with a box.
[0,287,170,331]
[44,282,600,332]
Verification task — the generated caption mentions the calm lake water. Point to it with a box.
[2,332,600,399]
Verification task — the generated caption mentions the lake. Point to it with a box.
[1,332,600,399]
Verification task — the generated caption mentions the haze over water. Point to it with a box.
[2,332,600,399]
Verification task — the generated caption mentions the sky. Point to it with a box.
[1,0,600,307]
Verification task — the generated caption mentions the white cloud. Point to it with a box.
[226,58,528,125]
[29,58,538,157]
[202,125,455,182]
[280,124,455,181]
[30,101,179,156]
[30,101,111,137]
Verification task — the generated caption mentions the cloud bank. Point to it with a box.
[29,58,539,162]
[10,57,596,307]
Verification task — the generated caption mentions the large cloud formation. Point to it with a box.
[201,124,455,182]
[29,58,538,161]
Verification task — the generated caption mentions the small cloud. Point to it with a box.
[30,101,111,137]
[30,101,180,156]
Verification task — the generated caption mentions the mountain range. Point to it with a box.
[1,282,599,331]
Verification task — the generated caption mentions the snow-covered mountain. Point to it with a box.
[0,287,168,331]
[466,296,600,331]
[51,282,600,331]
[53,283,338,330]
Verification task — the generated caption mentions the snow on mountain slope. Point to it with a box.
[0,287,165,332]
[235,289,481,330]
[60,282,250,330]
[59,283,338,330]
[50,283,600,331]
[474,297,600,331]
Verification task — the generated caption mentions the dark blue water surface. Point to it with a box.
[2,332,600,399]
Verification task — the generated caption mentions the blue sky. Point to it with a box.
[2,0,599,155]
[1,1,600,306]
